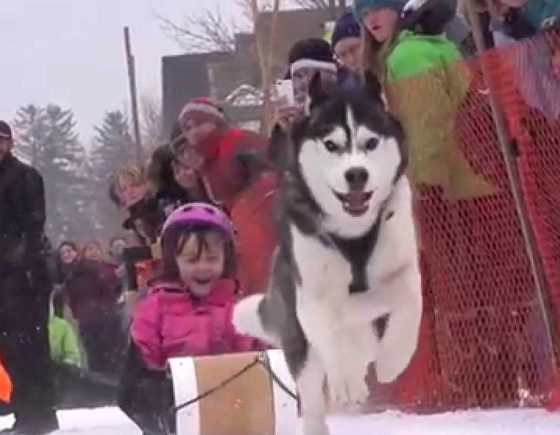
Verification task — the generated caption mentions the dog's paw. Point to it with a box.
[326,366,369,410]
[300,417,331,435]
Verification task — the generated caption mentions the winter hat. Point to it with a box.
[178,97,226,125]
[353,0,406,23]
[401,0,458,35]
[287,38,337,78]
[331,12,362,50]
[0,120,12,139]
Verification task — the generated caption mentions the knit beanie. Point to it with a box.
[287,38,337,78]
[178,97,226,125]
[353,0,406,23]
[0,120,12,139]
[331,12,362,50]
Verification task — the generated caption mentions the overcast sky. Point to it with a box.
[0,0,241,141]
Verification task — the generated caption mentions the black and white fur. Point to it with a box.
[234,75,422,435]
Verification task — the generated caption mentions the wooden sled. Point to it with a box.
[168,350,298,435]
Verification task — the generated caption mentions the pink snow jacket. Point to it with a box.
[131,278,255,369]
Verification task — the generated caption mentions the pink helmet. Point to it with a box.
[161,202,235,239]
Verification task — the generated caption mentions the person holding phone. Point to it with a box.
[273,38,338,132]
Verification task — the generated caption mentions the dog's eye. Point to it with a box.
[365,138,379,151]
[324,140,339,153]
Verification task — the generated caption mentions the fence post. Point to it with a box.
[465,1,558,373]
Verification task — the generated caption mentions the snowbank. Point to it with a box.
[1,407,559,434]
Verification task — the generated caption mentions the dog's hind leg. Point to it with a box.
[296,346,330,435]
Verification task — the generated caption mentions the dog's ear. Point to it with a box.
[363,71,384,106]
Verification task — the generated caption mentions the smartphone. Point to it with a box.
[274,79,295,107]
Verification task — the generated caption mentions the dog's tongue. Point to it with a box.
[346,192,367,210]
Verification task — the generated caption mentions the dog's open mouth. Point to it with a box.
[333,190,373,216]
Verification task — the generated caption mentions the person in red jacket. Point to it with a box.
[177,97,269,211]
[118,203,256,434]
[177,98,279,296]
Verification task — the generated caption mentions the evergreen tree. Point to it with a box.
[13,104,94,244]
[92,111,134,176]
[90,110,135,239]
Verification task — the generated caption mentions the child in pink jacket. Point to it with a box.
[118,203,256,435]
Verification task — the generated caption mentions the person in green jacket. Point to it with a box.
[353,0,496,199]
[48,291,82,368]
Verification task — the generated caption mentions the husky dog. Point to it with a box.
[234,75,422,435]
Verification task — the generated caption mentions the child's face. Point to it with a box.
[118,179,148,208]
[59,245,78,265]
[84,243,102,260]
[176,231,226,298]
[335,37,363,73]
[362,8,399,43]
[172,147,204,189]
[181,117,218,146]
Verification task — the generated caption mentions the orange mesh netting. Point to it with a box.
[376,52,548,412]
[496,29,560,358]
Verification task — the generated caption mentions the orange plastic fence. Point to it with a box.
[231,29,560,414]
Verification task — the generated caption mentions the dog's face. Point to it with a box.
[289,74,405,238]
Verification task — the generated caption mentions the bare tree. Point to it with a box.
[140,95,164,152]
[157,6,242,53]
[293,0,348,14]
[238,0,283,134]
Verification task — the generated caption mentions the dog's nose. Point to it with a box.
[345,167,369,190]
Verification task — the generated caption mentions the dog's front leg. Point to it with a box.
[375,300,422,383]
[307,310,376,410]
[296,346,330,435]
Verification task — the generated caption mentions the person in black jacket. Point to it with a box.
[0,120,59,434]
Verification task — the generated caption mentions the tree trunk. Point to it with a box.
[248,0,282,135]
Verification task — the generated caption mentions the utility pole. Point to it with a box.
[338,0,347,14]
[328,0,337,18]
[123,26,143,164]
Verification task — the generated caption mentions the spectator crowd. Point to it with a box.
[1,0,559,434]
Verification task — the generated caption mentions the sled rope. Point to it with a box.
[256,352,299,402]
[170,352,298,416]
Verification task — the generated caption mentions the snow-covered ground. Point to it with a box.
[1,407,559,434]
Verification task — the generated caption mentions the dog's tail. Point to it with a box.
[233,294,279,346]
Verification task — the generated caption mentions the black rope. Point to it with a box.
[255,353,299,403]
[169,352,299,412]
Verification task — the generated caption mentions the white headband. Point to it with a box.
[290,59,337,77]
[179,102,225,122]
